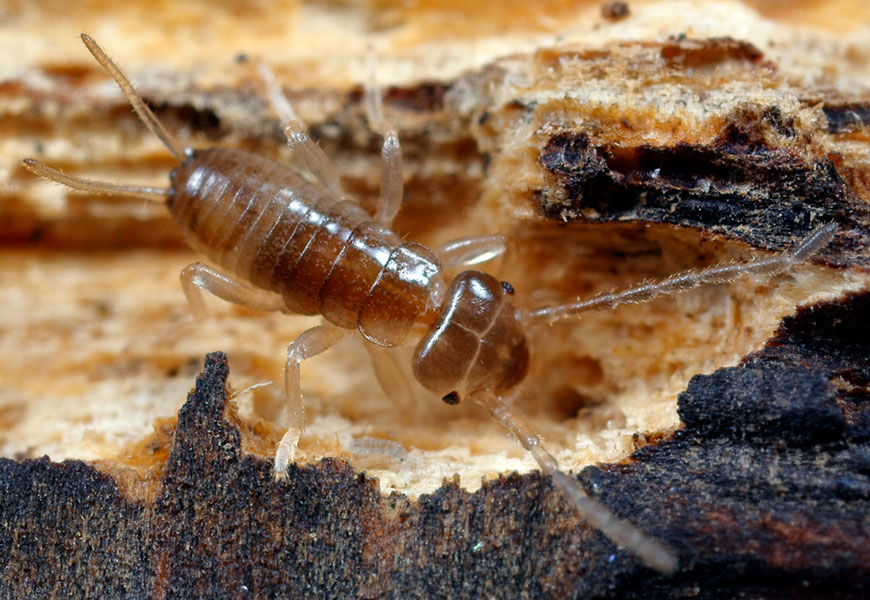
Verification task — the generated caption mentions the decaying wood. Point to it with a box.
[1,1,869,597]
[3,294,870,597]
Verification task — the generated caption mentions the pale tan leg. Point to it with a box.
[228,380,273,400]
[259,64,344,195]
[127,264,285,353]
[364,50,403,228]
[436,234,507,268]
[261,55,403,226]
[365,343,418,416]
[180,262,286,320]
[274,322,348,478]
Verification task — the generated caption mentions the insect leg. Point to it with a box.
[527,223,838,324]
[125,264,281,354]
[365,49,403,228]
[365,343,418,414]
[436,234,507,268]
[275,323,348,478]
[473,390,678,573]
[259,64,344,195]
[180,262,286,320]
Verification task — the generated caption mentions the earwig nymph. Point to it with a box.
[24,34,839,574]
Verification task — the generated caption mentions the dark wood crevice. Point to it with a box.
[536,125,870,267]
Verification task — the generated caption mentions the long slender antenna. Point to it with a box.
[474,390,679,573]
[22,158,168,202]
[527,223,838,324]
[80,33,187,160]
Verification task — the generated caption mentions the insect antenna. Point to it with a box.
[80,33,188,160]
[474,389,679,573]
[21,158,168,202]
[526,223,838,325]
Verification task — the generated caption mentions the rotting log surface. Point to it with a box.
[1,292,868,599]
[525,38,870,268]
[3,4,870,598]
[536,126,870,267]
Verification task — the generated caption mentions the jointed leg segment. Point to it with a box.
[260,64,344,196]
[274,322,348,478]
[180,262,286,320]
[365,343,418,413]
[365,50,403,228]
[261,57,404,228]
[129,263,287,351]
[177,264,350,479]
[436,234,507,268]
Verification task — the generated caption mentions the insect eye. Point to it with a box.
[500,281,515,295]
[441,391,461,405]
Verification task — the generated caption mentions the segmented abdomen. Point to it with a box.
[167,148,444,346]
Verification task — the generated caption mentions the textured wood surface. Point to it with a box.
[3,299,869,598]
[1,1,869,597]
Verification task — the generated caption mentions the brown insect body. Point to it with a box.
[168,147,529,398]
[169,148,441,347]
[24,34,839,574]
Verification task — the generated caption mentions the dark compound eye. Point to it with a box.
[500,281,515,295]
[441,391,461,405]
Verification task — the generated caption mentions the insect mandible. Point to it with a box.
[24,34,839,574]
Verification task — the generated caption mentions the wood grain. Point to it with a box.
[0,1,869,597]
